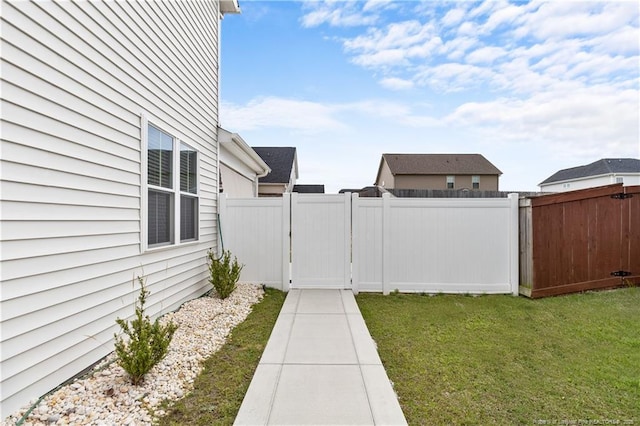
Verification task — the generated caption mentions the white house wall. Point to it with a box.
[0,1,222,417]
[540,174,640,192]
[221,162,255,197]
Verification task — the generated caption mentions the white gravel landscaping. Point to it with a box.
[2,283,264,426]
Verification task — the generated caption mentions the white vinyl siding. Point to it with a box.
[0,0,221,417]
[540,173,640,192]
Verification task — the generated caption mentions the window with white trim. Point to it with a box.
[446,175,455,189]
[472,175,480,189]
[146,122,199,248]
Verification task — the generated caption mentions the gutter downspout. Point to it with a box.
[216,5,223,257]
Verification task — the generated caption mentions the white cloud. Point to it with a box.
[300,1,379,28]
[344,20,441,68]
[441,36,478,60]
[220,97,347,132]
[330,1,639,97]
[466,46,507,64]
[415,62,496,92]
[344,20,436,52]
[514,1,639,40]
[379,77,414,90]
[362,0,395,13]
[446,85,640,159]
[221,97,437,132]
[441,7,466,27]
[589,25,640,55]
[481,3,524,33]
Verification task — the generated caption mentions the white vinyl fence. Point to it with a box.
[219,195,289,290]
[219,193,519,295]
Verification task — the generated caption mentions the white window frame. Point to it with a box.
[141,113,200,252]
[446,175,455,189]
[472,175,480,189]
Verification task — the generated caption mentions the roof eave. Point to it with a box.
[538,171,640,186]
[219,128,271,177]
[219,0,241,15]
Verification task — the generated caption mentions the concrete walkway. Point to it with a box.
[234,289,407,425]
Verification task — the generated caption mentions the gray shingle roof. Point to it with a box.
[253,147,296,184]
[540,158,640,185]
[383,153,502,175]
[293,184,324,193]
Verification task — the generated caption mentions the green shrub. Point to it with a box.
[114,276,178,385]
[208,249,243,299]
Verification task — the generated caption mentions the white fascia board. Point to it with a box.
[539,172,612,187]
[218,128,271,177]
[292,150,300,180]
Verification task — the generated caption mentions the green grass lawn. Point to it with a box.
[159,288,285,426]
[357,288,640,425]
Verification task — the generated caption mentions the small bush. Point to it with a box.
[114,276,178,385]
[208,250,243,299]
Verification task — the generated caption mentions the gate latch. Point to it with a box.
[611,193,633,199]
[611,270,632,277]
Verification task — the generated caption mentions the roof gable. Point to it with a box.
[382,154,502,176]
[540,158,640,185]
[253,147,297,184]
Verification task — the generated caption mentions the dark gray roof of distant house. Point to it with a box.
[539,158,640,185]
[382,154,502,175]
[253,147,296,184]
[339,186,384,197]
[293,184,325,194]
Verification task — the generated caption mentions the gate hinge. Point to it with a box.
[611,193,633,200]
[611,270,632,277]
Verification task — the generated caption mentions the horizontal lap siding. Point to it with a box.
[0,0,220,417]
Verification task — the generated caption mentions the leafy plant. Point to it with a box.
[114,276,178,385]
[208,250,243,299]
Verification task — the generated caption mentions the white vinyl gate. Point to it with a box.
[219,192,519,295]
[291,194,351,289]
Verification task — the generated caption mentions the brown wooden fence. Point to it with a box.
[520,184,640,298]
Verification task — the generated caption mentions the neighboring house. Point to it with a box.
[293,184,325,194]
[219,128,270,198]
[253,147,299,197]
[375,154,502,191]
[539,158,640,192]
[0,0,240,418]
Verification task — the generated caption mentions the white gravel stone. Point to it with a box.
[2,284,264,426]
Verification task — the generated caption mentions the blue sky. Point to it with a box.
[219,0,640,193]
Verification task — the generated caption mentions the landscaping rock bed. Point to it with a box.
[2,284,264,426]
